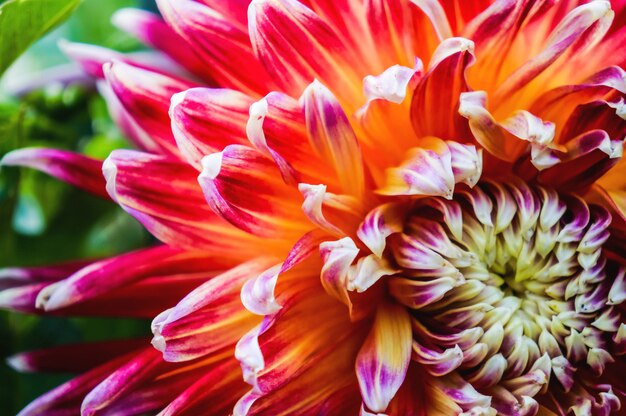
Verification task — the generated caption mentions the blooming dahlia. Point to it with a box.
[2,0,626,414]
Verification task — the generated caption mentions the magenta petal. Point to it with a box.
[112,8,212,82]
[104,60,196,157]
[157,0,274,95]
[1,148,108,198]
[8,339,147,373]
[36,246,219,311]
[198,144,308,238]
[103,149,261,251]
[248,0,359,99]
[170,87,253,169]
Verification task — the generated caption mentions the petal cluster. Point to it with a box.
[1,0,626,415]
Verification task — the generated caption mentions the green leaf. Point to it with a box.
[0,0,81,76]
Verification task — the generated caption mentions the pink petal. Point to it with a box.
[59,40,183,80]
[538,130,623,190]
[157,0,274,96]
[103,149,261,251]
[16,349,143,416]
[170,87,253,169]
[80,348,163,416]
[198,145,309,238]
[112,8,212,82]
[248,0,360,100]
[248,91,338,187]
[1,148,108,198]
[35,246,221,311]
[152,259,271,362]
[104,60,196,157]
[8,339,147,373]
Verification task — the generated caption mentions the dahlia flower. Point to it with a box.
[2,0,626,414]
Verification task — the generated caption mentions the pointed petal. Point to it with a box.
[103,149,261,251]
[104,60,195,157]
[16,349,142,416]
[539,130,623,190]
[301,80,365,198]
[159,357,247,416]
[1,148,108,198]
[248,0,361,100]
[356,303,412,413]
[81,348,163,416]
[35,246,218,311]
[493,1,614,103]
[8,339,146,373]
[59,40,181,79]
[152,259,271,362]
[170,87,253,169]
[248,91,338,187]
[112,8,212,82]
[410,37,475,141]
[157,0,274,95]
[198,145,309,237]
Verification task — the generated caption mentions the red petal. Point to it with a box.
[198,145,309,238]
[103,149,262,251]
[157,0,275,96]
[249,0,361,100]
[410,37,474,141]
[170,87,253,169]
[104,60,195,157]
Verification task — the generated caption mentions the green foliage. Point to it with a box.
[0,1,155,414]
[0,0,81,75]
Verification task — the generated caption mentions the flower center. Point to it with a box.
[386,181,624,408]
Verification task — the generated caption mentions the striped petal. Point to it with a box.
[538,130,623,190]
[170,87,253,169]
[198,145,309,238]
[248,0,361,100]
[103,149,262,251]
[112,8,213,82]
[248,91,340,187]
[16,349,143,416]
[1,148,108,198]
[356,303,412,413]
[59,40,181,80]
[158,357,248,416]
[492,1,614,104]
[410,37,475,141]
[35,246,224,311]
[157,0,274,96]
[151,259,272,362]
[104,60,195,157]
[301,80,365,198]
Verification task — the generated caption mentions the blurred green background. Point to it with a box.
[0,1,160,414]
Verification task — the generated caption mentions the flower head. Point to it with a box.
[2,0,626,415]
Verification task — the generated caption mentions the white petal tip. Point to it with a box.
[199,152,224,180]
